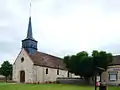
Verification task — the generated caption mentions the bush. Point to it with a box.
[56,81,60,84]
[33,82,36,84]
[53,81,56,83]
[49,81,52,84]
[45,81,48,84]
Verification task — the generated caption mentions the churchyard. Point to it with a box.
[0,83,119,90]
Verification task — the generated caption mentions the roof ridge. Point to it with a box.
[37,51,63,60]
[113,55,120,57]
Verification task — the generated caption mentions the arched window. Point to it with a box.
[57,69,59,75]
[46,68,48,74]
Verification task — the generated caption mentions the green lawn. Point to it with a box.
[0,83,120,90]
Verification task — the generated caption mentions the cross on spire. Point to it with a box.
[29,0,31,17]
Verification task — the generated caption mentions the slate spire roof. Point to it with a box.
[26,17,33,39]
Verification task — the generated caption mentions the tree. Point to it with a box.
[63,50,113,83]
[92,50,113,81]
[64,51,95,83]
[0,61,12,82]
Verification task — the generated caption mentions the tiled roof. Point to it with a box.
[29,51,120,68]
[29,51,67,70]
[109,55,120,66]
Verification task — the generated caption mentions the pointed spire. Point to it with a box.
[27,17,33,39]
[27,0,33,39]
[22,0,37,54]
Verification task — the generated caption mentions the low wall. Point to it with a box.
[0,75,5,80]
[56,77,88,85]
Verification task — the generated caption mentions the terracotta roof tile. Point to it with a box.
[29,51,67,70]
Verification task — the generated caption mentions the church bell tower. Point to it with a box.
[22,1,38,54]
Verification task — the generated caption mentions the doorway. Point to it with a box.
[20,70,25,83]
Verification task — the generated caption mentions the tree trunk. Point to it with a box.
[84,77,90,85]
[5,76,7,83]
[99,72,102,82]
[94,75,97,90]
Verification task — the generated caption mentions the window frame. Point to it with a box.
[21,57,24,63]
[109,72,118,81]
[46,68,48,74]
[57,69,59,75]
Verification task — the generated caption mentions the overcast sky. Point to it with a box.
[0,0,120,64]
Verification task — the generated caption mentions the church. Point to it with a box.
[12,7,120,85]
[12,16,78,83]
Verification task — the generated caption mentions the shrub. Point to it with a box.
[33,82,36,84]
[56,81,60,84]
[49,81,52,84]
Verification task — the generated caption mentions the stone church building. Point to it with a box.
[12,14,120,85]
[12,16,78,83]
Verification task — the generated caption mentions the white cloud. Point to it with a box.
[0,0,120,64]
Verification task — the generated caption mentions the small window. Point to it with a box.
[67,71,69,77]
[57,69,59,75]
[21,57,24,63]
[109,72,117,81]
[46,68,48,74]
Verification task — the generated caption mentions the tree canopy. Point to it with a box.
[0,61,12,82]
[92,50,113,74]
[63,50,113,81]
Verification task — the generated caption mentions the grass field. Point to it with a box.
[0,83,120,90]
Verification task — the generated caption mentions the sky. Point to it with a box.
[0,0,120,64]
